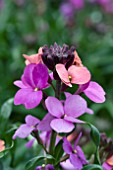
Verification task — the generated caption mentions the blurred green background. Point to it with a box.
[0,0,113,169]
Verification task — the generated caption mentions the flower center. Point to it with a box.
[73,149,77,154]
[42,164,45,167]
[68,75,72,81]
[34,87,38,91]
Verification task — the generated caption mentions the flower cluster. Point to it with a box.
[13,43,107,170]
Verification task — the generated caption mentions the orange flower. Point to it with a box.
[73,50,83,67]
[0,139,5,152]
[23,47,43,65]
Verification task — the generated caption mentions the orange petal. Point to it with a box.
[68,65,91,85]
[56,64,72,87]
[73,51,83,67]
[106,155,113,166]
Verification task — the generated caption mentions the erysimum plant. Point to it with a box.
[11,43,109,170]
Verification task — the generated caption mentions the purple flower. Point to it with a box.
[60,3,74,18]
[102,162,113,170]
[14,63,49,109]
[35,164,54,170]
[60,159,75,170]
[76,81,106,103]
[38,95,87,133]
[13,115,40,139]
[63,133,87,170]
[70,0,84,10]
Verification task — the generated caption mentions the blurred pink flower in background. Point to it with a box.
[0,139,5,152]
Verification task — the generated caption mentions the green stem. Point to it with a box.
[33,130,49,154]
[49,130,57,155]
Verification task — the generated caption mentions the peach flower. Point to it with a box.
[23,47,43,65]
[56,64,91,87]
[0,139,5,152]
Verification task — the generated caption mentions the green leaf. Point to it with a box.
[87,122,100,147]
[25,154,54,170]
[0,98,13,120]
[86,122,101,164]
[82,164,103,170]
[54,140,64,161]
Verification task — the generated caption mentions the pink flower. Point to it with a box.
[0,139,5,152]
[56,64,91,87]
[23,47,43,65]
[102,155,113,170]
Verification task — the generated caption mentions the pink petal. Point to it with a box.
[25,138,35,148]
[84,81,106,103]
[50,119,74,133]
[38,113,54,131]
[13,124,33,139]
[64,95,87,118]
[60,159,75,170]
[25,115,40,127]
[45,97,64,118]
[14,80,27,88]
[56,64,72,87]
[86,108,94,114]
[70,154,83,169]
[68,65,91,85]
[64,116,84,124]
[63,137,73,154]
[22,64,36,88]
[64,92,72,98]
[14,89,42,109]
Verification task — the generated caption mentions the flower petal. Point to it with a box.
[32,64,49,89]
[22,64,36,88]
[14,89,42,109]
[14,80,27,88]
[56,64,72,87]
[64,95,87,118]
[25,115,40,127]
[86,108,94,114]
[84,81,106,103]
[13,124,33,139]
[25,138,35,148]
[63,137,73,154]
[68,65,91,85]
[60,159,75,170]
[70,154,83,169]
[50,119,74,133]
[38,113,54,131]
[76,146,88,165]
[64,116,84,124]
[45,97,64,118]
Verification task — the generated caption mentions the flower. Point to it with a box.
[62,133,87,170]
[13,115,40,139]
[76,81,106,103]
[102,156,113,170]
[56,63,91,87]
[70,0,84,10]
[14,63,49,109]
[0,139,5,152]
[60,159,75,170]
[35,164,54,170]
[38,95,87,133]
[23,47,43,65]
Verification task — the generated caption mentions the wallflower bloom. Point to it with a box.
[35,164,54,170]
[38,95,87,133]
[56,64,91,87]
[23,47,43,65]
[14,63,49,109]
[63,133,87,170]
[102,155,113,170]
[0,139,5,152]
[13,115,40,139]
[76,81,106,103]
